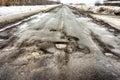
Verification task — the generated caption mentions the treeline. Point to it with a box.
[0,0,60,6]
[95,0,120,6]
[106,0,120,1]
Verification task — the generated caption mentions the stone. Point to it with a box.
[55,43,67,49]
[105,53,113,57]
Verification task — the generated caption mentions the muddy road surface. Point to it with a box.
[0,6,120,80]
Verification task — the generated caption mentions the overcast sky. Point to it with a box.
[60,0,104,4]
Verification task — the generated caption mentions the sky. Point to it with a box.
[60,0,104,5]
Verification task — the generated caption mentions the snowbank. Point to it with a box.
[73,5,120,15]
[90,14,120,30]
[0,5,59,27]
[0,5,58,16]
[0,6,43,16]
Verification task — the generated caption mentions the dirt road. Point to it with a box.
[0,5,120,80]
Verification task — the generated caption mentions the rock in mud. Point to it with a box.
[105,53,114,57]
[55,43,67,49]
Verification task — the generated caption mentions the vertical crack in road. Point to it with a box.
[0,5,120,80]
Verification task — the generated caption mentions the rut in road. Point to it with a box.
[0,6,120,80]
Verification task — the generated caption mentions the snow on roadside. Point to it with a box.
[90,14,120,30]
[73,5,120,15]
[0,5,57,16]
[0,6,42,16]
[0,5,59,27]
